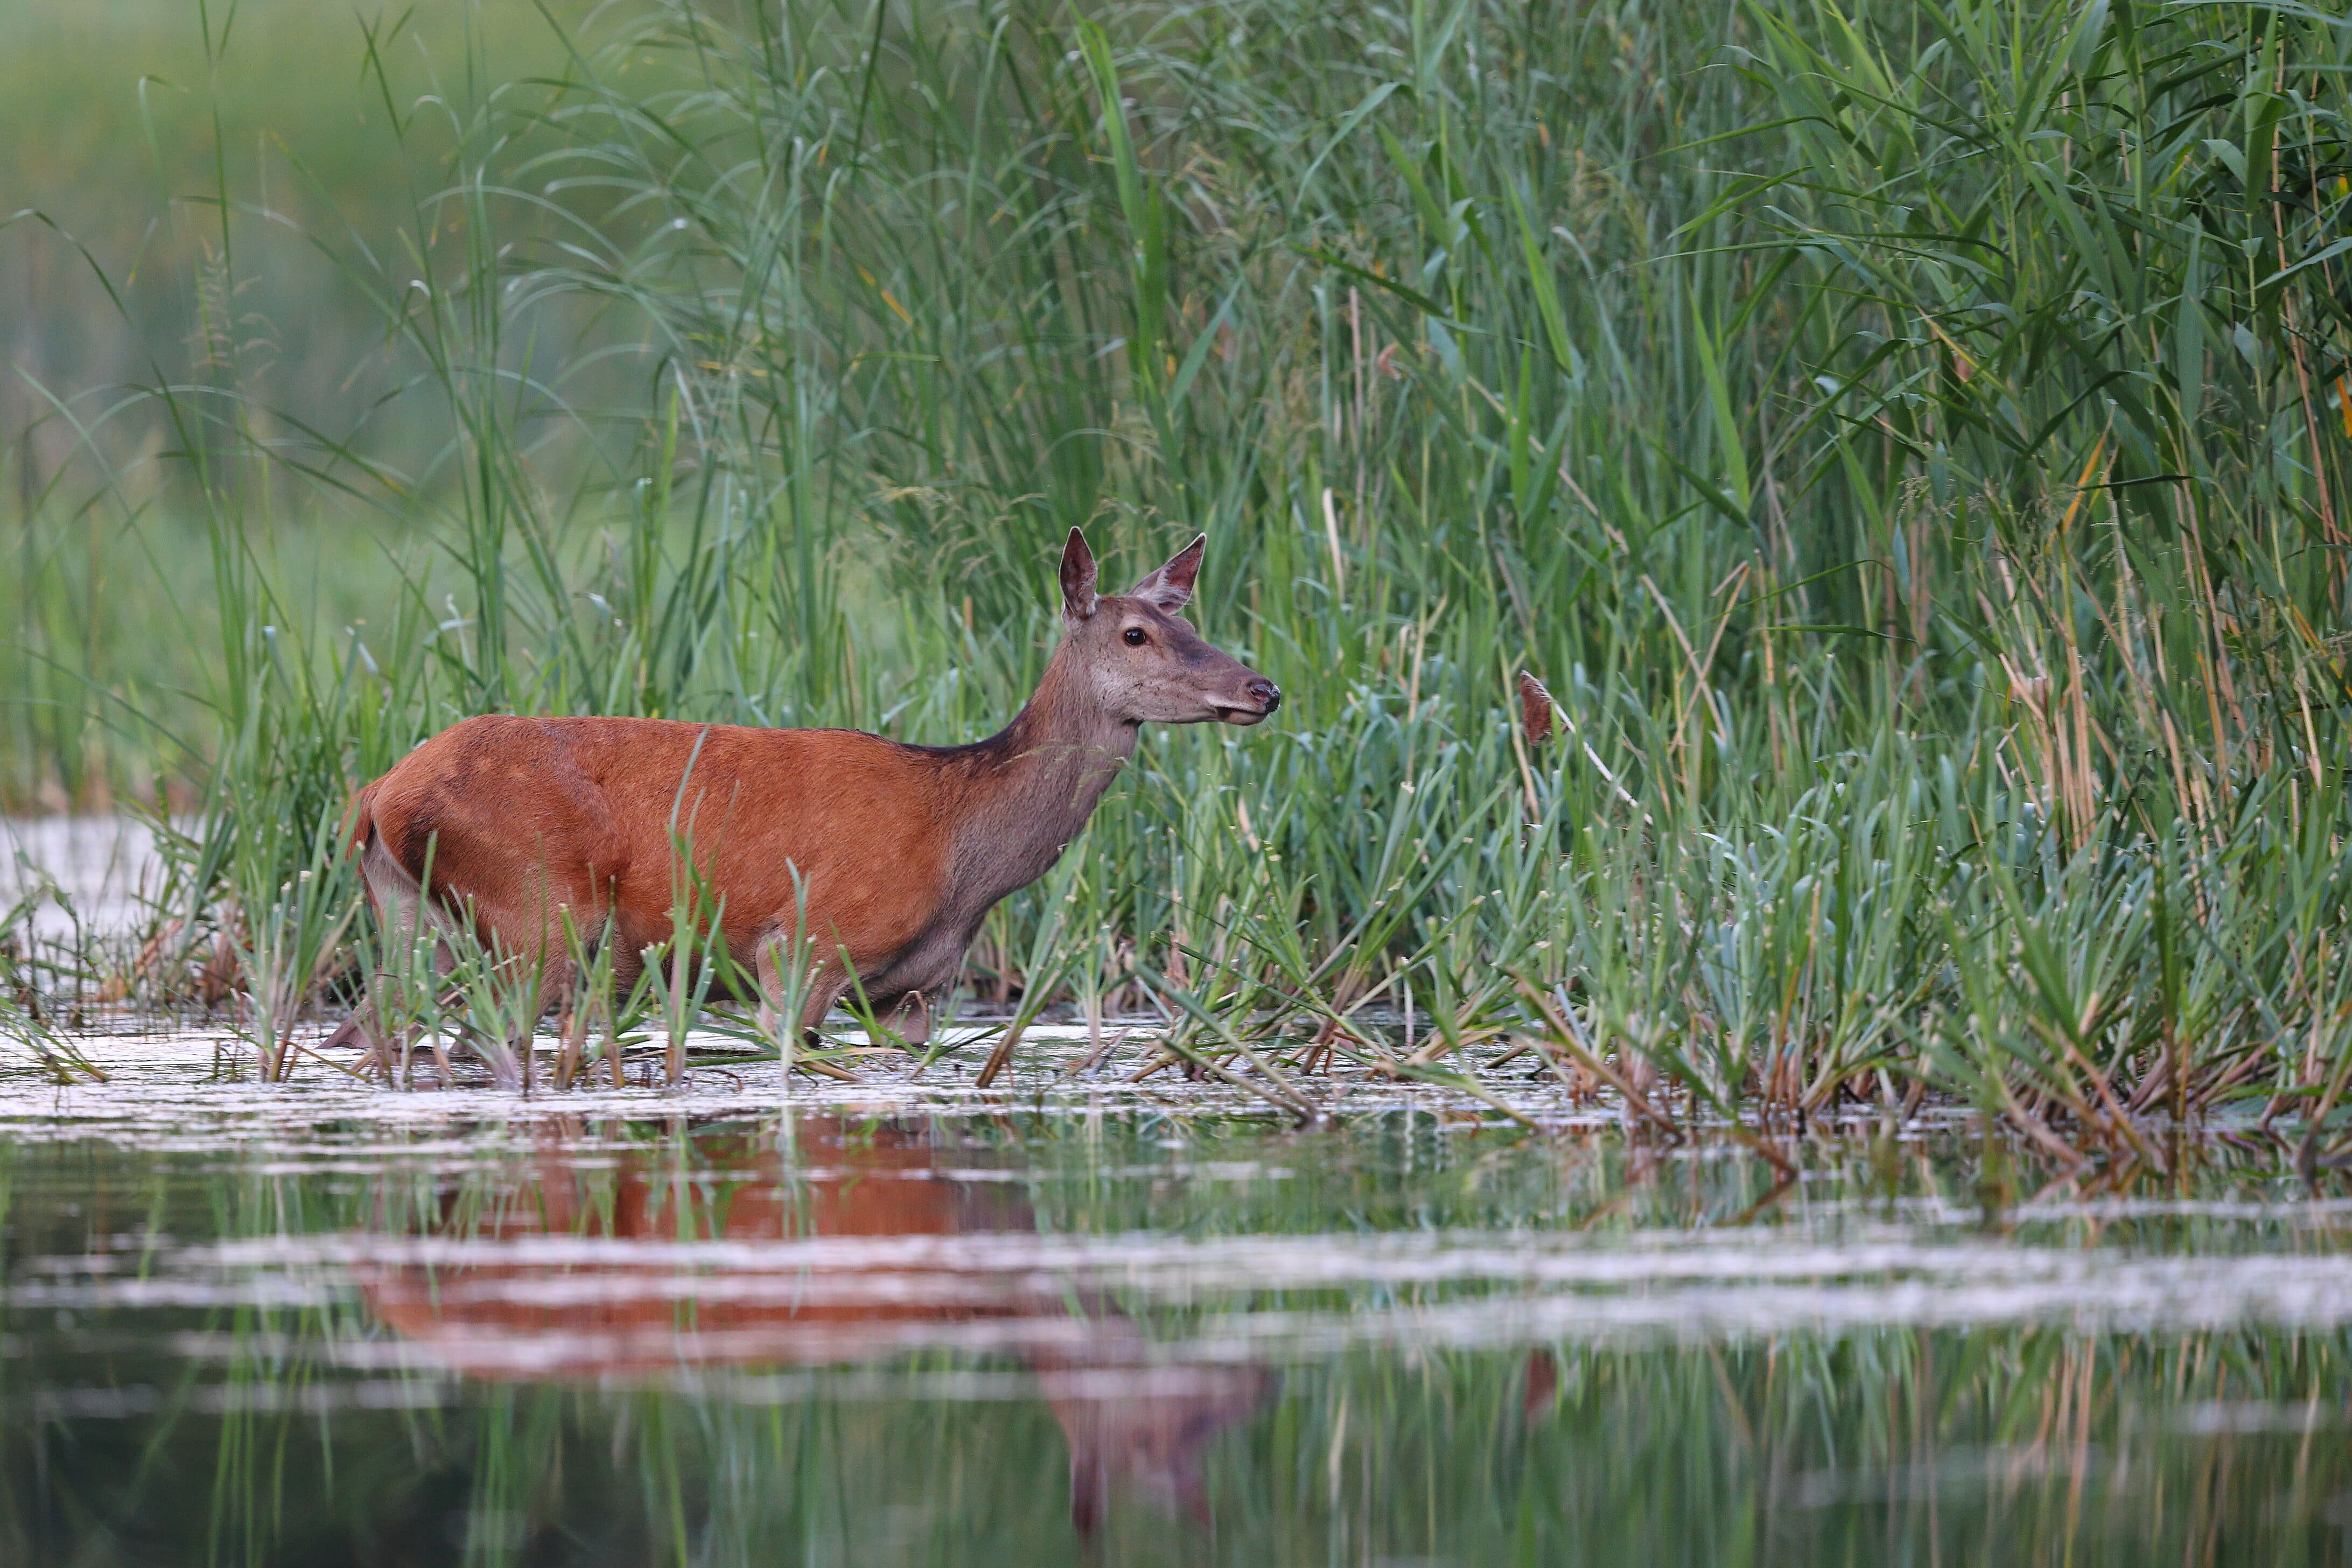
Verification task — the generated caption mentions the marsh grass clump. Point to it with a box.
[3,0,2351,1165]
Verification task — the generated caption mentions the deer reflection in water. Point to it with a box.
[357,1115,1275,1534]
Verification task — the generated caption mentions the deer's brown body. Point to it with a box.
[352,715,963,1003]
[337,529,1277,1047]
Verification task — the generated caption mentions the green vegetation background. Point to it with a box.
[4,0,2351,1148]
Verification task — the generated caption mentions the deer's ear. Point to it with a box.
[1059,528,1098,620]
[1129,533,1205,612]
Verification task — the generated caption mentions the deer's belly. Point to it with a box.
[607,824,954,965]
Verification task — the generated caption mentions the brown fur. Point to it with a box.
[334,530,1278,1047]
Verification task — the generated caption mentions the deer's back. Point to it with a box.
[366,713,959,960]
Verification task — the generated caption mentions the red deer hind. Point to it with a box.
[329,529,1279,1063]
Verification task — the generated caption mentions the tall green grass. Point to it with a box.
[10,0,2352,1151]
[0,0,605,810]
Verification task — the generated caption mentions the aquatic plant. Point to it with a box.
[4,0,2352,1157]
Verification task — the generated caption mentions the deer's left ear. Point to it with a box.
[1060,528,1099,621]
[1129,533,1206,612]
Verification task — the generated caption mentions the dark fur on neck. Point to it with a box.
[912,647,1138,919]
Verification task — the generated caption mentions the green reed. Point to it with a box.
[3,0,2351,1154]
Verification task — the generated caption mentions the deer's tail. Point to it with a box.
[339,780,383,860]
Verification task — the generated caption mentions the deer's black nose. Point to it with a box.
[1248,679,1282,713]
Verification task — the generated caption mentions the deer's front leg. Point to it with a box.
[757,945,842,1044]
[874,990,931,1048]
[754,938,848,1044]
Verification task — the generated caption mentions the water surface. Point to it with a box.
[2,1033,2348,1565]
[0,815,170,941]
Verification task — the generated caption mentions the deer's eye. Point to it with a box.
[1123,627,1147,646]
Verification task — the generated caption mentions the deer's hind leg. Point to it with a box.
[348,834,599,1087]
[457,882,609,1090]
[331,834,466,1080]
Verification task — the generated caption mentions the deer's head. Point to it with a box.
[1056,529,1281,727]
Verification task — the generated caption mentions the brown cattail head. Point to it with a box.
[1517,671,1556,748]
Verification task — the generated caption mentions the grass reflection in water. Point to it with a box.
[3,1105,2350,1566]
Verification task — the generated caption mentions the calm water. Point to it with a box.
[2,1034,2350,1565]
[0,815,171,941]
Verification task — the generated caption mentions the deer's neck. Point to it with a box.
[946,653,1136,915]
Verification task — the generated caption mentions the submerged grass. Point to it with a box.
[4,0,2352,1163]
